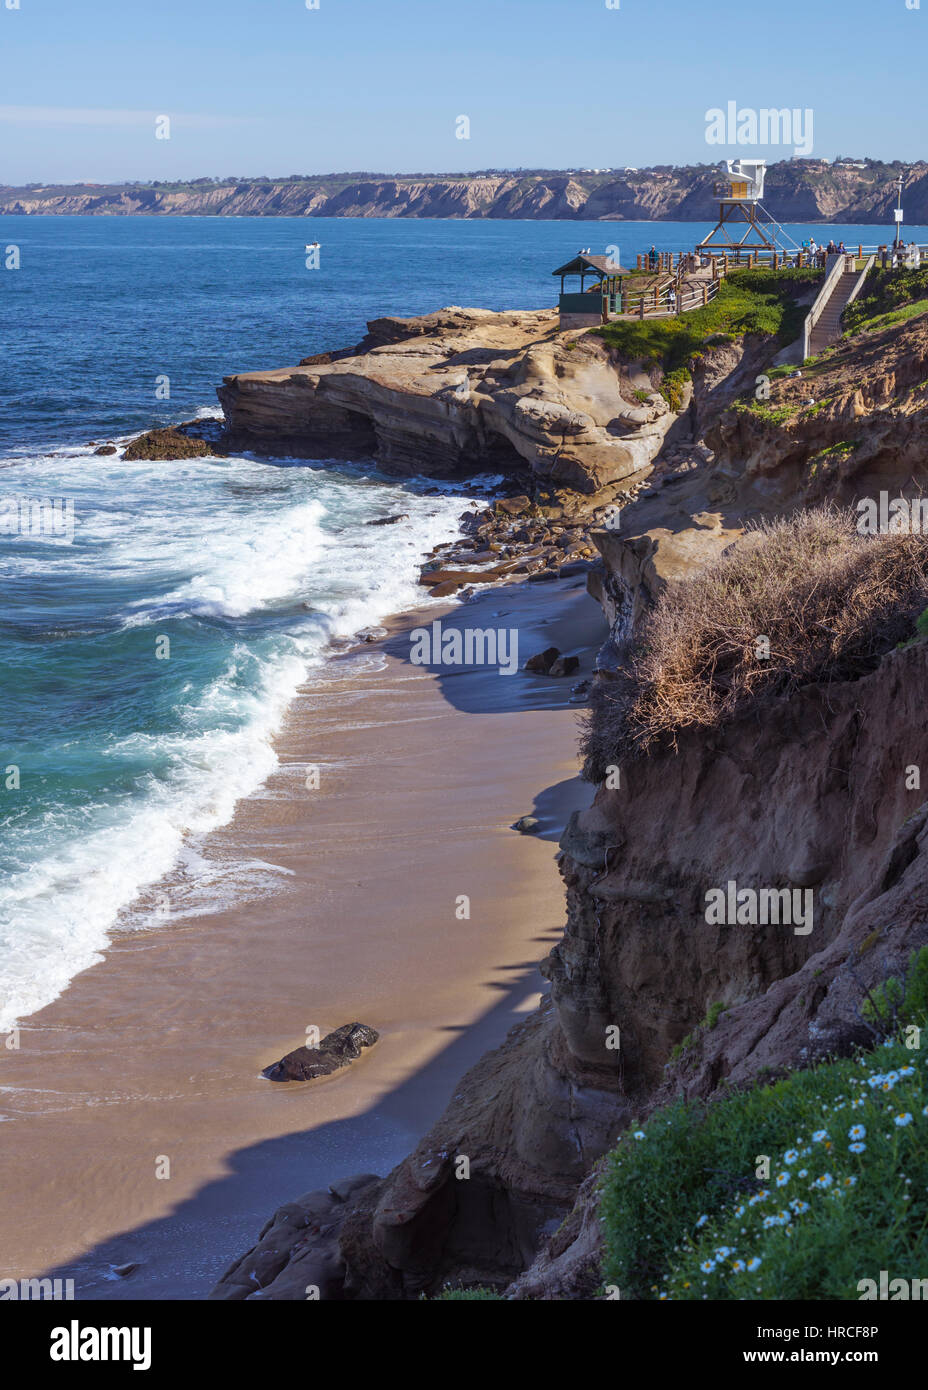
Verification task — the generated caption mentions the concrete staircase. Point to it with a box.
[807,262,862,355]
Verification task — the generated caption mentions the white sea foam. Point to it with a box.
[0,441,476,1029]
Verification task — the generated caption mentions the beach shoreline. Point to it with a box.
[0,571,606,1300]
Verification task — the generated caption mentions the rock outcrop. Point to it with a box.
[210,1173,381,1300]
[588,306,928,667]
[122,427,213,462]
[208,296,928,1302]
[707,311,928,505]
[217,307,679,495]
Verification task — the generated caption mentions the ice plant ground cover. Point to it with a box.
[599,1030,928,1300]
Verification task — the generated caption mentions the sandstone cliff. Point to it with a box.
[210,634,928,1299]
[4,160,925,221]
[218,307,681,495]
[209,292,928,1302]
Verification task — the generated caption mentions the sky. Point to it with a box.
[0,0,925,185]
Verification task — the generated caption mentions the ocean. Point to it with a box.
[1,213,924,1030]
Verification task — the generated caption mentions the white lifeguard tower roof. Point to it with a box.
[724,158,766,201]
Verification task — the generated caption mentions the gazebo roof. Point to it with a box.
[552,252,631,278]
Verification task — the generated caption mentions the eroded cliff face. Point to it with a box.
[208,307,928,1302]
[211,639,928,1299]
[590,308,928,669]
[218,307,681,495]
[707,312,928,505]
[4,161,926,221]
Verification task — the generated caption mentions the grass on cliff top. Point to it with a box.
[595,267,820,374]
[599,951,928,1300]
[843,266,928,337]
[581,506,928,777]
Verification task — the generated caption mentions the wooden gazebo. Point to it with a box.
[553,251,631,327]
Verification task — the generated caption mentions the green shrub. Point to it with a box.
[599,1035,928,1300]
[660,367,691,412]
[862,947,928,1034]
[843,267,928,337]
[596,268,820,374]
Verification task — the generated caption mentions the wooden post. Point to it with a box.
[639,298,645,320]
[702,284,708,307]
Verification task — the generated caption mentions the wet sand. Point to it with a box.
[0,574,605,1300]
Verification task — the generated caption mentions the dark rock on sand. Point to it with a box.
[261,1022,379,1083]
[524,646,560,674]
[355,626,388,643]
[513,816,541,834]
[94,444,117,456]
[366,514,409,526]
[549,654,580,677]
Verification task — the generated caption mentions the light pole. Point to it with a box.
[893,170,905,248]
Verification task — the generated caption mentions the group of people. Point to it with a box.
[806,238,923,271]
[802,238,847,268]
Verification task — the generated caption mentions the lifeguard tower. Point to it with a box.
[697,159,789,257]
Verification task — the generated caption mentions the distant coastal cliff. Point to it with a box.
[3,159,927,221]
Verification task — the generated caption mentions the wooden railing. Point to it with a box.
[635,244,928,274]
[608,277,721,319]
[596,238,922,322]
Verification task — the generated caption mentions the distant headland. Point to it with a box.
[2,157,926,222]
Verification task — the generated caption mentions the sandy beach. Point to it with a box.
[0,573,605,1300]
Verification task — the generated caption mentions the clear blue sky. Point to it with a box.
[0,0,924,184]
